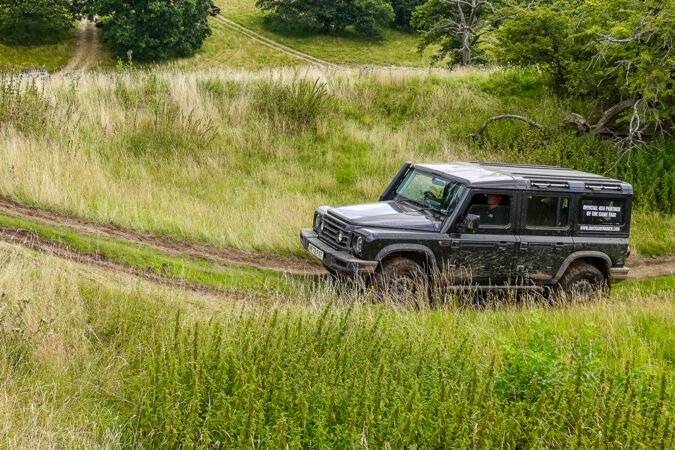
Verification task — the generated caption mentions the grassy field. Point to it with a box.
[0,242,672,446]
[0,68,672,257]
[0,31,77,73]
[216,0,434,66]
[167,19,301,70]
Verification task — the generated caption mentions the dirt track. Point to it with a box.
[61,20,103,74]
[0,196,326,276]
[0,226,252,299]
[0,196,672,282]
[210,15,338,68]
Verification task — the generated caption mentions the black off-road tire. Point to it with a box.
[555,261,608,300]
[370,257,429,304]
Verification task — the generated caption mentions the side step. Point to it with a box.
[439,284,545,293]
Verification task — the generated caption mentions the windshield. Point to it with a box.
[395,169,464,214]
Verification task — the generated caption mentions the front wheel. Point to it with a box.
[555,261,608,300]
[370,257,428,304]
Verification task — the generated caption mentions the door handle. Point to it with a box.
[497,241,509,250]
[451,239,460,249]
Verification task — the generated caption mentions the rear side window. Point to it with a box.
[526,196,569,227]
[579,197,626,230]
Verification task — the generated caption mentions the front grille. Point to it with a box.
[318,215,350,250]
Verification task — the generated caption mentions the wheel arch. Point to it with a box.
[375,244,438,276]
[551,251,612,284]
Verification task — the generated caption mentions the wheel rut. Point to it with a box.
[0,196,326,276]
[0,226,259,300]
[61,19,103,74]
[210,15,338,68]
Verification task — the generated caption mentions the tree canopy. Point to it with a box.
[89,0,212,62]
[0,0,75,45]
[256,0,394,38]
[411,0,502,65]
[388,0,425,29]
[495,0,674,146]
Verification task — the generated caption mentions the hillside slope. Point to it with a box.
[216,0,434,66]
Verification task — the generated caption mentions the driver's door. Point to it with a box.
[439,190,519,286]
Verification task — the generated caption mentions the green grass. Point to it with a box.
[217,0,434,66]
[615,275,675,296]
[0,243,672,446]
[166,18,301,69]
[0,30,77,73]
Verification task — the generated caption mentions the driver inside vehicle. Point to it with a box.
[466,193,510,226]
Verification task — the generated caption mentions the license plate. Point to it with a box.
[308,243,324,261]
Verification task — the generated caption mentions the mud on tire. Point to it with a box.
[370,257,429,304]
[555,261,608,300]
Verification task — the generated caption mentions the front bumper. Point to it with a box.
[300,229,378,275]
[608,266,629,284]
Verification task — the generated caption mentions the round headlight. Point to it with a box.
[314,214,322,230]
[352,236,364,255]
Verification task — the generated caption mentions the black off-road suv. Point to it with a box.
[300,162,632,297]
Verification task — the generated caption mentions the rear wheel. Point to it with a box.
[556,261,608,299]
[370,257,428,303]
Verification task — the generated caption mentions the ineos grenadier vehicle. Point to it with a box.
[300,162,632,298]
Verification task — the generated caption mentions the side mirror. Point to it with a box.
[460,214,480,231]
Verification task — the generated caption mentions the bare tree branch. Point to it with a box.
[591,98,637,136]
[468,114,543,140]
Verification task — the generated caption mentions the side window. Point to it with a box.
[526,196,569,228]
[578,197,626,230]
[465,193,510,229]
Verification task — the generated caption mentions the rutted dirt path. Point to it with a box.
[625,254,675,280]
[61,19,103,74]
[0,196,326,276]
[0,195,673,280]
[0,227,260,300]
[211,15,338,68]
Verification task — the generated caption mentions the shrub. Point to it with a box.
[0,75,51,135]
[251,78,331,131]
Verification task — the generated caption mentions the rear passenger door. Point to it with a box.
[516,193,573,284]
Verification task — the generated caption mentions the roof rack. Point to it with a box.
[529,180,570,189]
[520,173,611,182]
[473,162,563,170]
[585,183,623,191]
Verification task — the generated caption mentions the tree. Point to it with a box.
[256,0,394,38]
[493,6,583,87]
[0,0,75,45]
[91,0,212,62]
[496,0,674,147]
[411,0,505,66]
[388,0,425,29]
